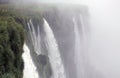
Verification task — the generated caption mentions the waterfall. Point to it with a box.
[43,18,66,78]
[23,19,41,78]
[27,19,41,55]
[23,18,66,78]
[73,15,86,78]
[22,44,39,78]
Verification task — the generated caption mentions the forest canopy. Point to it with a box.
[0,10,25,78]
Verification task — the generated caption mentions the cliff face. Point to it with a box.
[0,11,25,78]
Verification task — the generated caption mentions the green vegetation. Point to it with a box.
[0,4,44,78]
[0,9,25,78]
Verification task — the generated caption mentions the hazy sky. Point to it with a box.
[87,0,120,78]
[11,0,88,5]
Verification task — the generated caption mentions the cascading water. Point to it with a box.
[43,18,66,78]
[73,17,84,78]
[23,18,66,78]
[23,19,42,78]
[22,44,39,78]
[73,14,87,78]
[27,19,41,55]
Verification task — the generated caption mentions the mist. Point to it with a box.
[40,0,120,77]
[86,0,120,78]
[9,0,120,78]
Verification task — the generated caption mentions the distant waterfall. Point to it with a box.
[43,18,66,78]
[73,15,86,78]
[27,19,41,55]
[22,44,39,78]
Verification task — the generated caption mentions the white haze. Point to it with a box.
[15,0,120,78]
[41,0,120,78]
[84,0,120,78]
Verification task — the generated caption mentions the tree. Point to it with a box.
[0,11,25,78]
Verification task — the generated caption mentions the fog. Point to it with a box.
[10,0,86,4]
[85,0,120,78]
[39,0,120,77]
[10,0,120,78]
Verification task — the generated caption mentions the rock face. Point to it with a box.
[37,54,52,78]
[37,54,48,66]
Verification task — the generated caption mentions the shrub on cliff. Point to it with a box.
[0,13,25,78]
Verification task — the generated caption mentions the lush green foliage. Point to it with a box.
[0,5,44,78]
[0,11,25,78]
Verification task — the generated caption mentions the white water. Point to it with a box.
[22,44,39,78]
[73,13,89,78]
[22,19,41,78]
[73,17,84,78]
[28,19,41,55]
[43,18,66,78]
[73,17,82,78]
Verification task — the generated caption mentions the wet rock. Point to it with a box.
[37,54,48,66]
